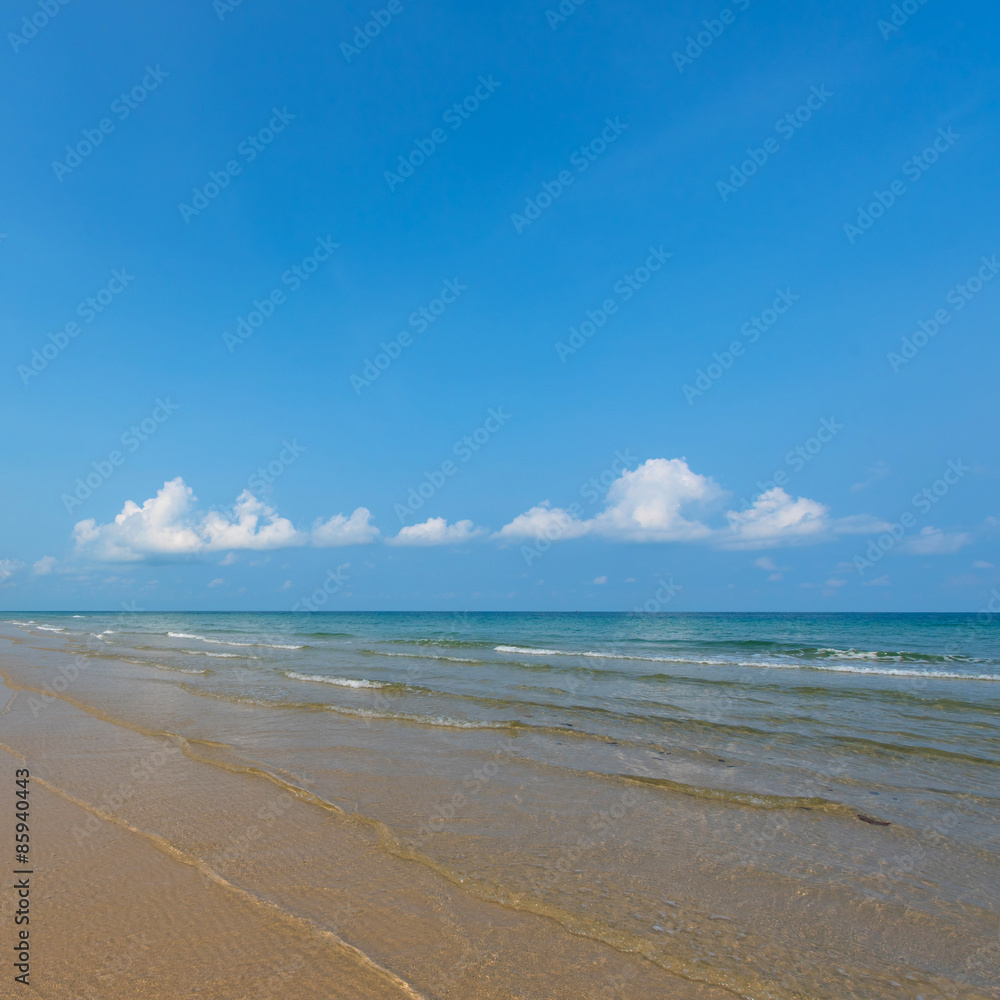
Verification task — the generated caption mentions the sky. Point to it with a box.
[1,0,998,612]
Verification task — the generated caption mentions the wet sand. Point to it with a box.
[0,674,734,998]
[1,622,997,999]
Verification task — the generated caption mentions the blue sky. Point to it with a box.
[1,0,998,611]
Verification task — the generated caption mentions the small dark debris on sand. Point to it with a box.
[856,814,891,826]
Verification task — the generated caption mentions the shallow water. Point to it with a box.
[3,612,998,999]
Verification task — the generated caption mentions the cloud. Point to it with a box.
[387,517,485,547]
[32,556,57,576]
[494,502,590,542]
[497,458,883,552]
[73,478,377,562]
[497,459,720,543]
[592,575,607,584]
[0,559,24,582]
[974,560,994,569]
[311,508,380,546]
[850,461,890,493]
[899,526,973,555]
[721,488,830,550]
[864,575,890,586]
[208,578,224,588]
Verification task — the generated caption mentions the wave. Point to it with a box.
[167,631,303,650]
[492,646,1000,681]
[121,657,209,675]
[36,625,66,632]
[285,671,389,689]
[361,649,488,665]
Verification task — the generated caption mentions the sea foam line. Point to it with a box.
[168,631,303,650]
[285,671,387,689]
[492,646,1000,680]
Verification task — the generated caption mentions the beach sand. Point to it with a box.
[0,670,735,999]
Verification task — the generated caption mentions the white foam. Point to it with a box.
[285,671,386,689]
[492,646,999,681]
[168,631,302,650]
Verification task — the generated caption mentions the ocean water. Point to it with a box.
[3,611,998,999]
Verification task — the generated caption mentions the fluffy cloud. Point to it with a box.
[497,458,887,552]
[496,459,720,543]
[590,459,721,541]
[388,517,485,547]
[312,508,380,546]
[721,488,831,550]
[494,502,589,542]
[73,478,377,562]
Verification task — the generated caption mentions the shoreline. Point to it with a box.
[1,620,997,999]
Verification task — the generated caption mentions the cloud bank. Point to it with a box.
[72,478,378,562]
[65,463,970,562]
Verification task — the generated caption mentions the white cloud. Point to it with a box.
[497,459,720,543]
[208,578,224,588]
[899,526,973,555]
[32,556,57,576]
[721,488,830,550]
[73,478,377,562]
[497,459,883,552]
[201,490,303,551]
[311,508,380,546]
[590,458,721,541]
[592,575,607,584]
[0,559,24,582]
[754,556,779,571]
[494,502,589,542]
[864,575,890,586]
[974,561,994,569]
[387,517,485,547]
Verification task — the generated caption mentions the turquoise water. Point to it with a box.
[9,610,1000,823]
